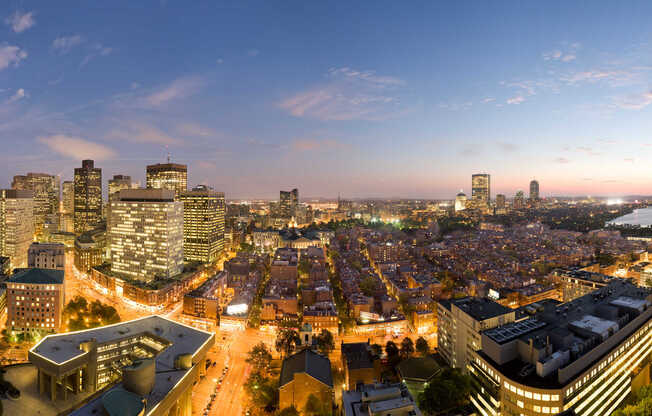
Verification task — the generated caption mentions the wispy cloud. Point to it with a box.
[291,139,347,152]
[554,157,570,164]
[542,43,579,62]
[278,67,406,121]
[613,90,652,110]
[0,44,27,70]
[6,88,27,104]
[37,135,116,160]
[576,146,601,156]
[507,95,525,105]
[247,49,259,57]
[142,76,203,108]
[80,43,113,67]
[459,144,483,156]
[176,122,219,137]
[5,11,35,33]
[106,122,182,145]
[52,35,84,54]
[482,97,495,103]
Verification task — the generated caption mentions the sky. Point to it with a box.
[1,1,652,199]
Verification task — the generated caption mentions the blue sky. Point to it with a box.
[1,1,652,199]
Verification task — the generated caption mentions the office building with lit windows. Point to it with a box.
[469,280,652,416]
[279,188,299,219]
[437,297,515,370]
[179,186,225,263]
[0,189,35,270]
[109,189,183,282]
[28,315,214,416]
[108,174,134,200]
[6,268,65,334]
[62,180,74,214]
[74,160,102,234]
[472,173,490,203]
[495,194,506,213]
[146,162,188,197]
[455,190,467,212]
[529,179,540,201]
[12,173,59,237]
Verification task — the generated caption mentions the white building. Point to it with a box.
[109,189,183,282]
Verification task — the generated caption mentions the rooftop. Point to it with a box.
[31,315,213,416]
[8,268,64,285]
[447,296,513,321]
[280,349,333,388]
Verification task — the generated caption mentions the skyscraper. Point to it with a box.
[529,179,540,201]
[12,172,59,237]
[514,190,525,209]
[471,174,490,205]
[179,185,225,263]
[74,160,102,234]
[108,175,134,201]
[109,189,183,281]
[146,162,187,196]
[0,189,34,270]
[62,180,74,214]
[455,191,467,212]
[279,188,299,219]
[495,194,506,212]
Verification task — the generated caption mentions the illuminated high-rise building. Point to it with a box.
[279,188,299,219]
[471,174,490,205]
[74,160,102,234]
[514,190,525,209]
[470,280,652,416]
[12,172,59,237]
[455,190,467,212]
[62,180,74,214]
[146,162,187,196]
[108,174,134,201]
[529,179,540,201]
[0,189,34,270]
[109,189,183,281]
[179,185,225,263]
[496,194,506,212]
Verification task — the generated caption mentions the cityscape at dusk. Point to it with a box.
[0,2,652,197]
[1,2,652,416]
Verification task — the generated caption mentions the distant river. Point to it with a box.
[608,207,652,227]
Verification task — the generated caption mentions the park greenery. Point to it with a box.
[245,342,279,414]
[417,368,472,415]
[415,337,429,356]
[275,329,301,358]
[613,385,652,416]
[63,296,120,331]
[314,329,335,356]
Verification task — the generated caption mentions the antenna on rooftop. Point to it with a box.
[165,145,171,163]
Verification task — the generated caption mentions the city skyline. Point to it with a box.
[2,2,652,198]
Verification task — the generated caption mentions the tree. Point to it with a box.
[275,329,301,358]
[298,258,312,277]
[304,393,331,416]
[315,330,335,356]
[417,368,472,415]
[385,341,399,359]
[245,372,279,411]
[400,337,414,359]
[358,276,377,297]
[370,343,383,357]
[613,385,652,416]
[246,342,273,373]
[415,337,429,356]
[277,406,300,416]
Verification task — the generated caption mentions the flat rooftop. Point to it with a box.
[479,279,651,388]
[30,315,213,416]
[448,297,513,321]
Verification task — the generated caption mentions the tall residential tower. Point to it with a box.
[179,186,225,263]
[74,160,102,234]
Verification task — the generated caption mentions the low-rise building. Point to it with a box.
[7,268,65,334]
[341,342,380,390]
[342,383,421,416]
[28,315,214,416]
[28,242,65,270]
[279,349,333,414]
